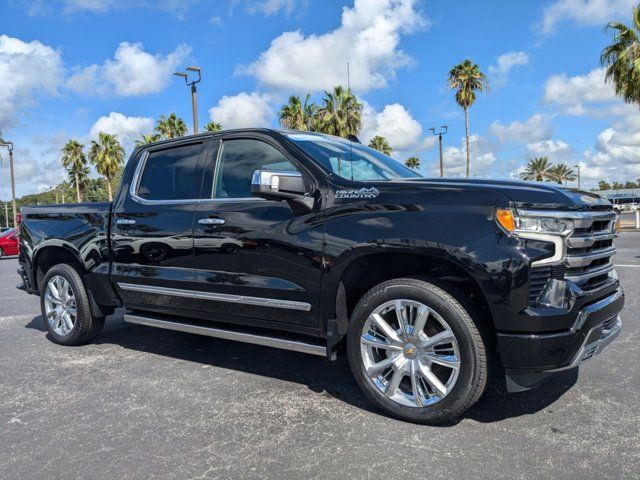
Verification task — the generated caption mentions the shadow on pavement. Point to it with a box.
[25,313,577,425]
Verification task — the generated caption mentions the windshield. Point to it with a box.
[286,133,419,181]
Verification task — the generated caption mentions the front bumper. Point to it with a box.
[498,287,624,391]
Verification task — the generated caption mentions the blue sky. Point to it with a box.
[1,0,639,199]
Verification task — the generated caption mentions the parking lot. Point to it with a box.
[0,233,638,479]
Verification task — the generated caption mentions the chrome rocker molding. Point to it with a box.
[124,313,326,356]
[117,282,312,312]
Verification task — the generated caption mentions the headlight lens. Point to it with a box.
[495,208,574,235]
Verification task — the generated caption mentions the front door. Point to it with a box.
[193,135,324,328]
[111,138,212,314]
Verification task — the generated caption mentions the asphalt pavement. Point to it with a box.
[1,234,639,479]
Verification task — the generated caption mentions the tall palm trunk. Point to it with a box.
[75,172,81,203]
[107,176,113,201]
[464,106,470,178]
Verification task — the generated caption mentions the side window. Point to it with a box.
[214,139,298,199]
[137,142,206,201]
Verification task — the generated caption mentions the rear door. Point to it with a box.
[192,135,324,328]
[111,138,213,315]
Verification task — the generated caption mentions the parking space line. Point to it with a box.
[614,264,640,267]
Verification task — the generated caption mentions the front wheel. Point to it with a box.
[347,278,489,424]
[40,264,104,346]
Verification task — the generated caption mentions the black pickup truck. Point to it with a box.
[17,129,624,424]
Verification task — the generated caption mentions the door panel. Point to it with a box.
[111,139,211,312]
[193,137,324,327]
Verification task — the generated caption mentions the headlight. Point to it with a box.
[495,208,573,235]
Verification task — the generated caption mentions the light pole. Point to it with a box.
[574,164,581,190]
[429,126,448,178]
[174,66,202,135]
[0,141,17,228]
[4,202,8,228]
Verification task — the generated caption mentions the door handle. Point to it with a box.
[116,219,136,226]
[198,218,226,226]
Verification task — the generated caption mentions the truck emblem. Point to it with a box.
[335,187,380,199]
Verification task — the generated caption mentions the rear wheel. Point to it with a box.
[0,248,3,259]
[347,278,488,424]
[40,264,104,345]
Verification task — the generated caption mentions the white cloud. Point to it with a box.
[0,35,64,129]
[361,102,422,150]
[90,112,154,153]
[538,0,634,36]
[208,92,274,129]
[437,135,496,178]
[527,139,571,157]
[489,51,529,87]
[490,114,552,143]
[240,0,427,93]
[67,42,191,97]
[245,0,300,16]
[544,68,617,115]
[26,0,200,17]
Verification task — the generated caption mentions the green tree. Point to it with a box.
[520,157,553,181]
[61,140,88,203]
[598,180,612,190]
[546,164,577,184]
[405,157,420,171]
[612,181,624,190]
[279,94,318,131]
[89,132,125,201]
[154,113,187,140]
[204,121,223,132]
[447,59,489,178]
[135,133,160,147]
[67,165,90,201]
[601,4,640,106]
[368,135,392,155]
[625,181,639,188]
[315,86,363,138]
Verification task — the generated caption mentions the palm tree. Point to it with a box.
[136,134,159,147]
[601,5,640,106]
[520,157,553,181]
[154,113,187,140]
[89,132,125,201]
[279,94,318,131]
[61,140,88,202]
[598,180,612,190]
[447,59,489,178]
[67,165,90,202]
[368,135,392,155]
[546,164,577,184]
[315,86,363,138]
[204,121,223,132]
[405,157,420,170]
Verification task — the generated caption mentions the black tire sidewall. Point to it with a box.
[40,264,93,346]
[347,279,484,424]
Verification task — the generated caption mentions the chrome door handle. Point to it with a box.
[116,219,136,226]
[198,218,226,226]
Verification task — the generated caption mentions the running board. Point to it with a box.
[124,313,328,357]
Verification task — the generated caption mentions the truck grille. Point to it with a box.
[565,211,617,292]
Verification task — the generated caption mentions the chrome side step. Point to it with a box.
[124,313,327,357]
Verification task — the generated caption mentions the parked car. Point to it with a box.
[0,228,18,258]
[16,129,624,424]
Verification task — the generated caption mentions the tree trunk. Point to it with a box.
[107,175,113,201]
[75,172,81,203]
[464,106,470,179]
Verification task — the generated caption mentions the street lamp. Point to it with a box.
[174,66,202,134]
[0,141,17,228]
[429,126,448,178]
[574,164,581,190]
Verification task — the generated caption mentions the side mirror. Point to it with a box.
[251,170,309,200]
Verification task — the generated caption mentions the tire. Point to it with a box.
[347,277,488,424]
[40,264,104,346]
[0,248,3,260]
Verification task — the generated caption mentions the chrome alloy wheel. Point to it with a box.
[360,299,461,408]
[44,275,77,336]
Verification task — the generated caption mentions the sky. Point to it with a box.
[1,0,639,199]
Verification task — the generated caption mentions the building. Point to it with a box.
[594,188,640,205]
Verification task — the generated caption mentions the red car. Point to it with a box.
[0,228,18,258]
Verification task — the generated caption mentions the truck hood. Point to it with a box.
[393,178,611,210]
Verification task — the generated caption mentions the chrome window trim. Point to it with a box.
[117,282,312,312]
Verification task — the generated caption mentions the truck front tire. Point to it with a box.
[40,264,105,346]
[347,278,488,424]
